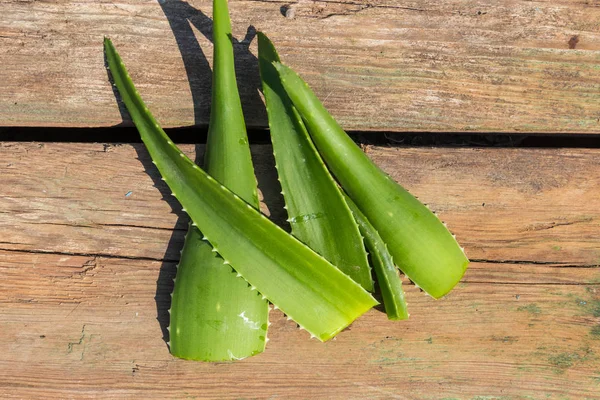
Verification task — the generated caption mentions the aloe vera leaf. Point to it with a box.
[273,62,469,299]
[170,230,267,361]
[344,195,408,320]
[168,0,268,361]
[205,0,259,205]
[104,38,378,341]
[257,32,373,291]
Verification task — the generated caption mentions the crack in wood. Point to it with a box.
[0,247,176,263]
[521,217,594,232]
[269,0,429,20]
[463,281,600,286]
[0,248,596,271]
[66,324,86,358]
[469,258,598,268]
[21,221,185,233]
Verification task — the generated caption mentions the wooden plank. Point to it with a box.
[1,0,600,132]
[0,141,599,397]
[1,251,599,398]
[1,143,598,265]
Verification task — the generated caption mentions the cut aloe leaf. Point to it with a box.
[273,62,469,299]
[168,0,268,361]
[104,37,378,341]
[170,230,267,360]
[345,195,408,320]
[257,32,372,292]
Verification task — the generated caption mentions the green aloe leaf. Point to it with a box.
[345,195,408,320]
[168,0,268,361]
[273,62,469,299]
[104,37,378,342]
[257,32,372,291]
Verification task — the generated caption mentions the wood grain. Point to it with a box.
[2,0,600,132]
[1,255,599,399]
[2,143,599,265]
[0,142,599,398]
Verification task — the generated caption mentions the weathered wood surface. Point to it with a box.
[2,0,600,132]
[0,142,599,399]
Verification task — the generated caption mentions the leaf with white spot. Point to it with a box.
[104,37,378,343]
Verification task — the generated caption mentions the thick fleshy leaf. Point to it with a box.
[104,37,378,341]
[274,62,469,299]
[345,196,408,320]
[169,0,268,361]
[258,32,372,291]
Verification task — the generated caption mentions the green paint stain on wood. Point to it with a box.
[548,353,578,369]
[517,303,541,314]
[590,325,600,339]
[547,346,595,374]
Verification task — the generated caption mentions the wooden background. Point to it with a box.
[1,0,600,398]
[2,0,600,131]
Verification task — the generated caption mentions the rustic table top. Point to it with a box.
[1,0,600,398]
[1,0,600,132]
[1,143,599,398]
